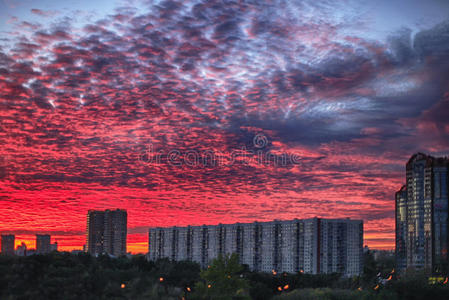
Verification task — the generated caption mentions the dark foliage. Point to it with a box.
[0,253,199,300]
[1,252,449,300]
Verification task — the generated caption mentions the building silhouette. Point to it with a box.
[86,209,127,256]
[149,218,363,276]
[50,242,58,252]
[1,234,15,255]
[104,209,128,257]
[86,210,105,255]
[15,242,27,256]
[396,153,449,274]
[36,234,51,254]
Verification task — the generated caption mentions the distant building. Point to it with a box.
[86,209,127,257]
[36,234,51,254]
[1,234,15,255]
[149,218,363,277]
[395,153,449,274]
[370,249,395,261]
[15,242,27,256]
[50,241,58,252]
[104,209,128,257]
[87,210,105,255]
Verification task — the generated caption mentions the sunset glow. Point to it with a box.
[1,0,449,253]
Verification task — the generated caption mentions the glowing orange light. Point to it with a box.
[159,277,164,282]
[391,268,395,274]
[444,277,448,284]
[272,270,277,275]
[299,269,304,274]
[374,284,379,290]
[227,275,231,279]
[207,284,211,288]
[186,287,191,292]
[277,286,282,291]
[358,287,362,291]
[387,275,392,281]
[283,284,289,290]
[121,283,125,289]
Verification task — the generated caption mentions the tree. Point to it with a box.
[190,253,250,300]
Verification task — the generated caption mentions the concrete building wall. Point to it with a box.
[177,227,189,261]
[87,209,127,257]
[1,235,15,255]
[191,226,203,265]
[148,218,363,276]
[207,225,220,264]
[280,221,296,273]
[303,218,318,274]
[260,222,275,272]
[242,223,256,270]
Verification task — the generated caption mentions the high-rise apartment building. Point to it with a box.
[104,209,128,257]
[87,210,105,255]
[86,209,127,257]
[36,234,51,254]
[396,153,449,274]
[395,185,407,271]
[148,218,363,277]
[1,234,15,255]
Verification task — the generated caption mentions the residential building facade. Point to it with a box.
[36,234,51,254]
[1,234,15,255]
[396,153,449,274]
[86,210,105,255]
[148,218,363,276]
[395,185,407,271]
[104,209,128,257]
[86,209,127,256]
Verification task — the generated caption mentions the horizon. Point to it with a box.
[5,215,374,253]
[1,0,449,254]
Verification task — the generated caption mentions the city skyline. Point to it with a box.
[1,152,449,254]
[1,0,449,253]
[1,233,57,255]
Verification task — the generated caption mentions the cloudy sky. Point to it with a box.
[1,0,449,252]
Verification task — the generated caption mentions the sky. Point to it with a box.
[1,0,449,253]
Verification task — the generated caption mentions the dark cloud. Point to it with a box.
[414,21,449,58]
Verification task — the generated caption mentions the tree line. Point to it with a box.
[1,250,448,299]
